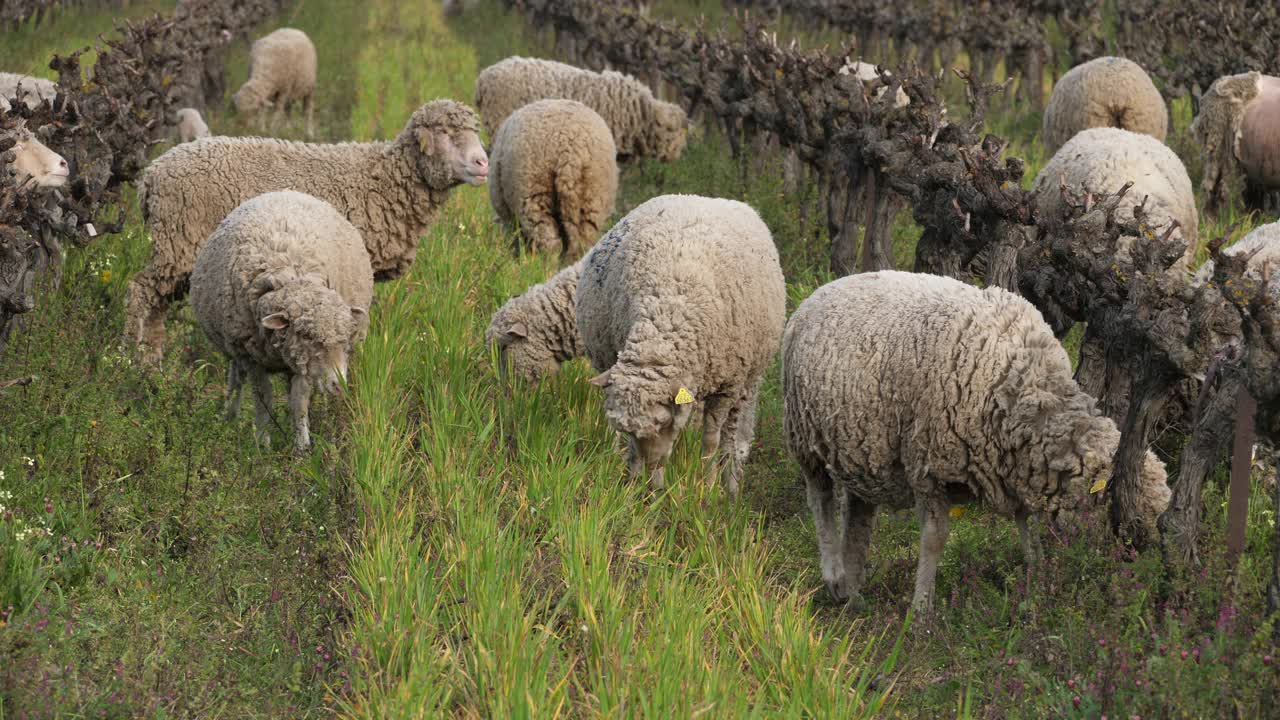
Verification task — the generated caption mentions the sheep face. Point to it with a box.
[232,80,271,115]
[1039,416,1169,530]
[650,101,688,162]
[8,134,69,189]
[261,286,368,394]
[590,363,696,488]
[486,315,558,382]
[416,126,488,187]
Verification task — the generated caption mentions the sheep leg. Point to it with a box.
[911,496,952,616]
[624,433,652,487]
[1015,509,1043,567]
[225,359,245,420]
[289,373,311,454]
[518,196,564,257]
[804,462,851,603]
[841,495,876,609]
[726,380,765,496]
[303,92,315,139]
[249,365,274,449]
[699,393,730,470]
[123,273,173,364]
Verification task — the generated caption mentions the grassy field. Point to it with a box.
[2,0,1278,717]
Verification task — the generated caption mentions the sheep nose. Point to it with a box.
[58,159,67,169]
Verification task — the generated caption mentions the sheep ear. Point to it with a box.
[350,307,367,321]
[261,312,289,330]
[507,322,528,338]
[588,367,614,388]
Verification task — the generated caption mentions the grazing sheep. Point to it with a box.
[475,56,687,162]
[232,28,317,138]
[175,107,211,143]
[1192,72,1280,212]
[0,72,56,113]
[1041,57,1167,155]
[577,194,786,495]
[489,99,618,262]
[486,259,585,382]
[4,129,68,189]
[839,60,910,108]
[189,191,372,453]
[1033,127,1197,271]
[783,270,1170,613]
[125,99,488,362]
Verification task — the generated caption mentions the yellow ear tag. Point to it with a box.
[948,506,967,519]
[674,387,694,405]
[1089,478,1108,494]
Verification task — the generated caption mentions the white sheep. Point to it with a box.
[475,56,687,162]
[782,270,1170,613]
[0,72,56,113]
[175,107,211,143]
[1041,57,1168,156]
[577,194,786,495]
[838,60,910,108]
[4,129,68,190]
[486,259,585,382]
[232,28,317,138]
[189,190,372,453]
[489,99,618,262]
[125,99,488,363]
[1191,72,1280,211]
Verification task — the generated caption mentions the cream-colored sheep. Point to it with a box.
[175,108,211,143]
[1042,57,1167,155]
[0,72,56,113]
[475,56,687,161]
[1191,72,1280,212]
[489,99,618,263]
[233,28,317,138]
[126,100,487,363]
[4,129,68,190]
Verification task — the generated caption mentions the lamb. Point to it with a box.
[4,129,69,190]
[232,28,317,138]
[782,270,1171,613]
[1191,72,1280,213]
[489,99,618,263]
[577,194,786,495]
[0,72,56,113]
[486,259,585,382]
[125,99,488,363]
[1033,127,1197,272]
[189,191,372,453]
[1041,57,1168,156]
[475,56,687,162]
[175,107,211,143]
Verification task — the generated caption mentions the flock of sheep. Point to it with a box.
[3,18,1279,615]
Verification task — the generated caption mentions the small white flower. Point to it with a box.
[22,457,33,466]
[579,624,589,634]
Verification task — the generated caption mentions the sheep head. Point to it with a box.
[258,282,368,394]
[4,129,70,190]
[589,360,697,487]
[402,99,488,188]
[647,100,688,162]
[487,309,557,382]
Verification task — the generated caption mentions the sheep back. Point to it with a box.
[489,98,618,262]
[475,56,687,161]
[190,190,372,371]
[783,270,1126,518]
[1042,57,1168,155]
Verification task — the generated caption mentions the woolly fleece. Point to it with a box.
[189,191,372,452]
[233,28,317,137]
[489,99,618,262]
[175,108,211,143]
[782,271,1170,610]
[126,99,487,359]
[1192,72,1280,203]
[577,194,786,495]
[1041,57,1168,156]
[0,72,55,113]
[475,56,687,161]
[486,259,585,382]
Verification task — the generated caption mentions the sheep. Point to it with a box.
[1033,127,1197,272]
[4,129,68,190]
[782,270,1171,613]
[838,60,910,108]
[1041,57,1168,156]
[577,194,786,495]
[489,99,618,263]
[0,72,56,113]
[475,56,687,162]
[189,190,372,454]
[232,28,317,138]
[175,107,211,143]
[486,259,585,382]
[1191,72,1280,213]
[125,99,488,363]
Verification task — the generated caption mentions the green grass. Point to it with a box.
[3,0,1279,717]
[0,0,178,77]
